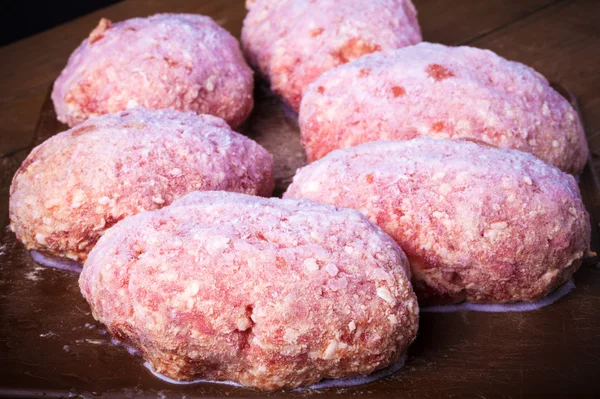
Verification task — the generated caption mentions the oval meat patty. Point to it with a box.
[300,43,588,174]
[10,108,274,262]
[79,191,419,390]
[52,14,254,128]
[285,138,591,304]
[242,0,421,110]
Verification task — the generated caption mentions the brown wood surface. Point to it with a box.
[1,0,600,398]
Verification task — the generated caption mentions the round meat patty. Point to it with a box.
[79,191,419,390]
[52,14,254,128]
[241,0,421,110]
[300,43,588,174]
[9,108,274,262]
[285,138,591,305]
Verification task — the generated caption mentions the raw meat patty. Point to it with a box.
[241,0,421,110]
[9,108,274,262]
[300,43,588,174]
[52,14,254,128]
[79,191,419,390]
[285,138,591,304]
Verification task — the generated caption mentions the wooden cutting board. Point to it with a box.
[0,78,599,398]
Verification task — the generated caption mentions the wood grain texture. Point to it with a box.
[1,66,599,399]
[1,0,600,398]
[417,0,558,44]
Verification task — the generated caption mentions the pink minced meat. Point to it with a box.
[9,108,274,262]
[52,14,254,128]
[241,0,421,111]
[285,138,591,305]
[300,43,588,174]
[79,191,419,390]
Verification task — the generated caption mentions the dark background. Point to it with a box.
[2,0,123,46]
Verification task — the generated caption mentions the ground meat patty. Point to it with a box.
[52,14,254,128]
[300,43,588,174]
[241,0,421,111]
[9,108,274,262]
[285,138,591,305]
[79,191,419,390]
